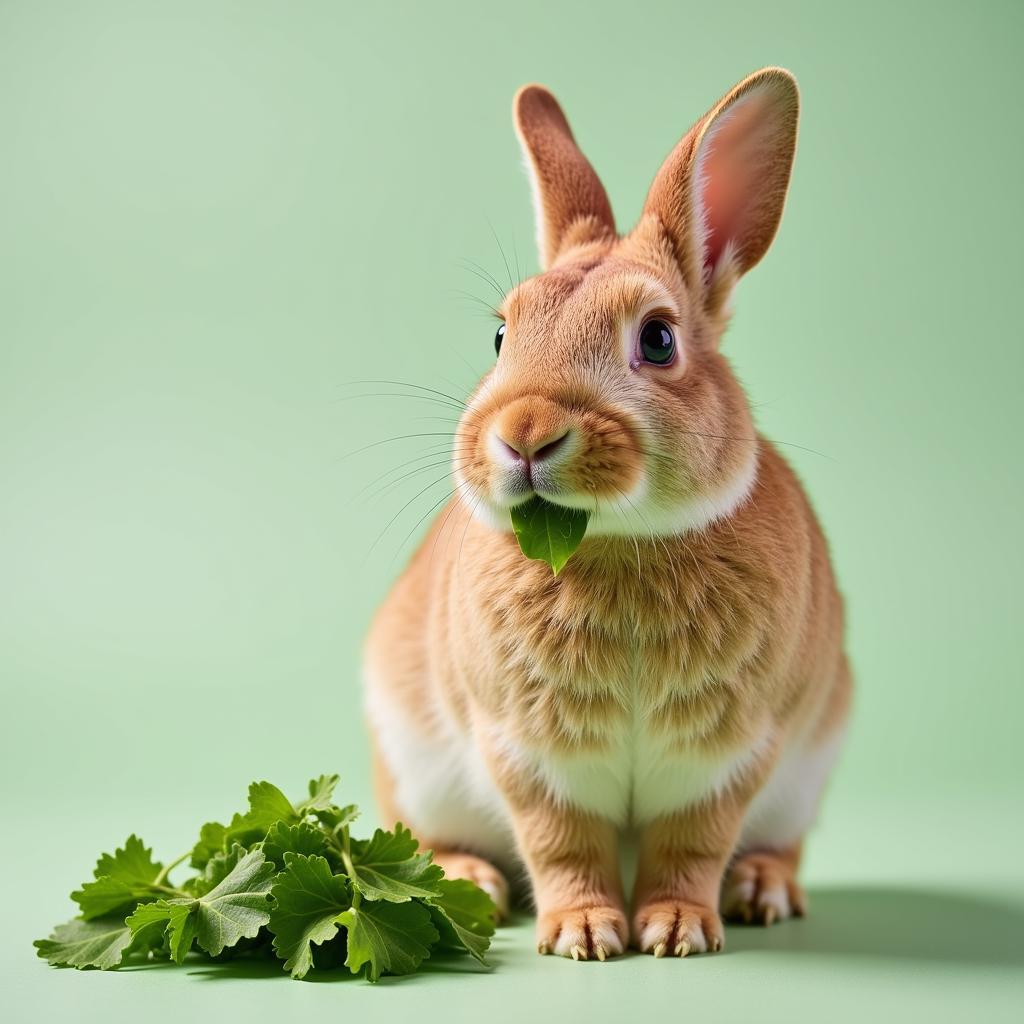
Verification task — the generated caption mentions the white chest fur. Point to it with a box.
[492,715,768,827]
[368,675,770,861]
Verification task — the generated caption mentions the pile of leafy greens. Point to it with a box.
[34,774,495,982]
[510,496,590,574]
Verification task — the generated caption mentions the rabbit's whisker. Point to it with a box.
[332,392,466,414]
[336,432,459,462]
[429,487,472,572]
[390,488,458,572]
[364,460,461,504]
[369,471,458,555]
[336,379,469,409]
[457,490,485,580]
[349,446,473,504]
[451,289,503,319]
[676,429,831,461]
[487,219,517,292]
[457,258,507,302]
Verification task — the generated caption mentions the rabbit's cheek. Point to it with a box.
[561,430,645,500]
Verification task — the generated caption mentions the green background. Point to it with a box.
[2,1,1022,1020]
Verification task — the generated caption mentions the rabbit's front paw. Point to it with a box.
[536,904,628,961]
[633,899,724,957]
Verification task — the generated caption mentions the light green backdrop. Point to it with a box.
[2,1,1022,1021]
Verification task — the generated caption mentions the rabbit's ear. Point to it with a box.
[642,68,799,312]
[514,85,616,269]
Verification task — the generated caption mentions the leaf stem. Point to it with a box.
[148,882,191,898]
[340,825,361,910]
[153,851,190,888]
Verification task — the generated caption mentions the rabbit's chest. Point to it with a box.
[483,617,767,826]
[510,722,767,827]
[486,576,764,746]
[463,538,774,823]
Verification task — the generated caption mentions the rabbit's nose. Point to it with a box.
[496,429,569,465]
[492,396,573,467]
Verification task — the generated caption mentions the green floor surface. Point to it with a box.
[8,794,1022,1024]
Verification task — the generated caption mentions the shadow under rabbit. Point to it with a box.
[724,884,1024,969]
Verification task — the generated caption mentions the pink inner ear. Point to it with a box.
[697,91,770,276]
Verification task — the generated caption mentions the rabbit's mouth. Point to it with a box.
[453,390,648,532]
[486,424,595,512]
[454,400,761,541]
[510,488,590,515]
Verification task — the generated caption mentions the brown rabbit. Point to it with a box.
[364,67,850,960]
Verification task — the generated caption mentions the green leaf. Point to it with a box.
[190,847,275,955]
[268,854,351,979]
[510,495,589,574]
[338,900,438,982]
[193,781,302,868]
[71,877,146,921]
[225,781,299,848]
[313,803,359,831]
[300,775,356,833]
[93,835,163,887]
[35,774,493,982]
[190,821,227,869]
[295,774,340,816]
[35,918,139,970]
[128,848,275,961]
[191,843,251,895]
[72,835,163,920]
[349,824,444,902]
[127,901,197,964]
[247,781,298,827]
[262,821,329,869]
[426,878,495,964]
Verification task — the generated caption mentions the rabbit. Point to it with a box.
[364,66,850,961]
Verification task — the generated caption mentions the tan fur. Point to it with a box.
[364,68,849,960]
[722,844,807,925]
[514,85,616,269]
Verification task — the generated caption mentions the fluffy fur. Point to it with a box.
[364,67,850,960]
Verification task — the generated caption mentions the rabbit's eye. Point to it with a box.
[494,323,506,356]
[639,319,675,365]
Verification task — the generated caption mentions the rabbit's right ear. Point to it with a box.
[514,85,616,270]
[642,68,799,315]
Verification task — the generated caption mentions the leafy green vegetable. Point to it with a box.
[338,900,438,982]
[295,774,341,816]
[189,822,228,870]
[35,774,495,983]
[349,824,445,902]
[268,854,351,979]
[187,842,251,896]
[428,878,497,963]
[224,781,299,849]
[510,495,590,574]
[127,901,197,964]
[35,918,140,970]
[263,821,330,868]
[313,802,359,831]
[72,835,164,920]
[126,848,275,960]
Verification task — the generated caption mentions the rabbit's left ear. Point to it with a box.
[514,85,616,269]
[642,68,799,312]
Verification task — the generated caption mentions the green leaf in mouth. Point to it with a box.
[510,495,590,574]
